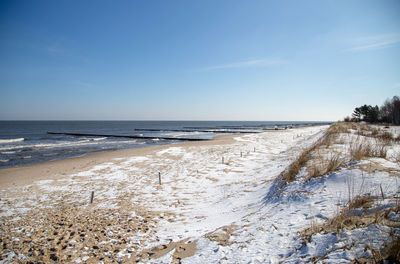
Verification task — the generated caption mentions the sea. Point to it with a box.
[0,121,330,169]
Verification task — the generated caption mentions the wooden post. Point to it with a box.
[90,191,94,204]
[158,172,161,185]
[254,147,255,152]
[222,157,224,164]
[240,151,242,157]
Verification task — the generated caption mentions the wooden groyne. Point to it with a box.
[47,132,210,141]
[133,128,261,134]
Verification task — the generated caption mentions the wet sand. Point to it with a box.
[0,134,236,188]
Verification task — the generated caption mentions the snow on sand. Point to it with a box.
[1,124,399,263]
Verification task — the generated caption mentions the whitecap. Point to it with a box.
[1,151,19,154]
[92,137,107,141]
[0,138,24,144]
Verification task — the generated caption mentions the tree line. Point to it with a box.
[344,96,400,125]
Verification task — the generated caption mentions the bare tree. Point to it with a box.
[380,98,393,123]
[379,96,400,125]
[393,96,400,125]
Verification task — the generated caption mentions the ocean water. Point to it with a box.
[0,121,329,169]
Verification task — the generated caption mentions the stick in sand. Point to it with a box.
[159,172,161,185]
[380,184,385,200]
[89,191,94,204]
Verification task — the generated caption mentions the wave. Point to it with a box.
[42,152,58,157]
[0,138,142,152]
[0,159,9,163]
[0,138,24,144]
[1,150,21,154]
[91,137,107,141]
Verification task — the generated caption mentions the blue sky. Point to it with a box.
[0,0,399,121]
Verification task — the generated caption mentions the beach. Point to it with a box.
[0,121,324,170]
[0,133,237,188]
[2,0,399,262]
[1,124,400,263]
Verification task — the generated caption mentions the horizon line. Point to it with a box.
[0,119,335,123]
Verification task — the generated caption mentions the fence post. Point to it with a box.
[89,191,94,204]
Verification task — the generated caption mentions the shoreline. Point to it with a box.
[0,126,317,188]
[0,133,238,188]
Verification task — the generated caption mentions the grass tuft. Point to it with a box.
[301,194,377,243]
[325,155,345,174]
[326,122,351,135]
[347,195,374,210]
[349,141,372,161]
[349,140,388,161]
[306,154,345,181]
[282,147,314,183]
[375,142,388,159]
[378,131,395,142]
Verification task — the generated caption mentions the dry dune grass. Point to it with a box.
[349,139,388,161]
[306,154,345,181]
[325,122,353,135]
[282,122,392,184]
[283,123,351,183]
[301,195,399,242]
[280,122,400,262]
[282,146,315,183]
[300,196,400,263]
[353,123,398,144]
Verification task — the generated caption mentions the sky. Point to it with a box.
[0,0,399,121]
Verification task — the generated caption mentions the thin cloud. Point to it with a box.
[343,33,400,52]
[46,45,65,55]
[44,40,91,64]
[198,58,289,71]
[76,81,97,89]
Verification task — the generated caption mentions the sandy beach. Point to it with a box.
[1,124,400,263]
[0,134,236,188]
[2,0,399,262]
[1,127,320,263]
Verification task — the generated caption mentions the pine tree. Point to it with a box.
[352,107,361,122]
